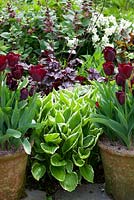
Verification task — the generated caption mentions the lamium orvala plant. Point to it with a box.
[0,52,39,154]
[31,86,102,192]
[91,46,134,149]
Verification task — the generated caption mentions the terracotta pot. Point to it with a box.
[0,150,28,200]
[98,139,134,200]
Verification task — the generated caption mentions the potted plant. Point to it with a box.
[0,52,39,200]
[31,86,102,193]
[91,46,134,200]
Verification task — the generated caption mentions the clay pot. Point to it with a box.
[0,150,28,200]
[98,139,134,200]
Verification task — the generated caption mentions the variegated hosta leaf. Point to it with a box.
[50,165,65,181]
[72,154,85,167]
[60,172,78,192]
[41,143,59,154]
[80,164,94,183]
[51,153,67,166]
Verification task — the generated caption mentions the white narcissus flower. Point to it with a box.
[92,34,100,43]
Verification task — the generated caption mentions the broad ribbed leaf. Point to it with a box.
[62,131,80,154]
[51,153,67,166]
[83,135,95,147]
[50,166,65,181]
[78,147,90,159]
[66,160,73,173]
[80,164,94,183]
[68,111,81,130]
[31,162,46,181]
[44,133,62,145]
[60,172,78,192]
[41,143,59,154]
[72,154,85,167]
[55,111,65,123]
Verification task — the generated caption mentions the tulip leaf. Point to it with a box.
[60,172,78,192]
[31,162,46,181]
[21,138,31,155]
[6,128,22,138]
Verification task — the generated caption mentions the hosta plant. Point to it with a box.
[0,52,39,154]
[31,86,102,192]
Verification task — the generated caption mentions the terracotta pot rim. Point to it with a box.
[0,149,27,160]
[98,139,134,157]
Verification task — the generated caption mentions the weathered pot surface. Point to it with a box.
[0,149,28,200]
[98,138,134,200]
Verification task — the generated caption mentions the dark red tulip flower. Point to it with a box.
[29,64,48,82]
[116,90,125,105]
[115,73,126,87]
[7,52,20,68]
[20,88,29,100]
[103,46,116,62]
[0,55,7,71]
[29,85,36,97]
[103,62,114,76]
[11,64,24,80]
[6,73,18,91]
[118,63,133,79]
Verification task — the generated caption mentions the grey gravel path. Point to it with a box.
[23,184,112,200]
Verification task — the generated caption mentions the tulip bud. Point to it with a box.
[103,46,116,62]
[116,91,125,105]
[103,62,114,76]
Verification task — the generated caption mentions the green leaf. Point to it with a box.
[78,147,91,159]
[51,153,67,166]
[72,154,85,167]
[91,115,129,147]
[21,138,31,155]
[83,135,95,148]
[68,111,81,130]
[50,166,65,181]
[60,172,78,192]
[31,162,46,181]
[80,164,94,183]
[41,143,59,154]
[11,102,20,129]
[44,133,62,145]
[66,160,73,173]
[63,108,71,122]
[55,111,65,123]
[6,129,22,138]
[0,32,10,39]
[62,131,80,154]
